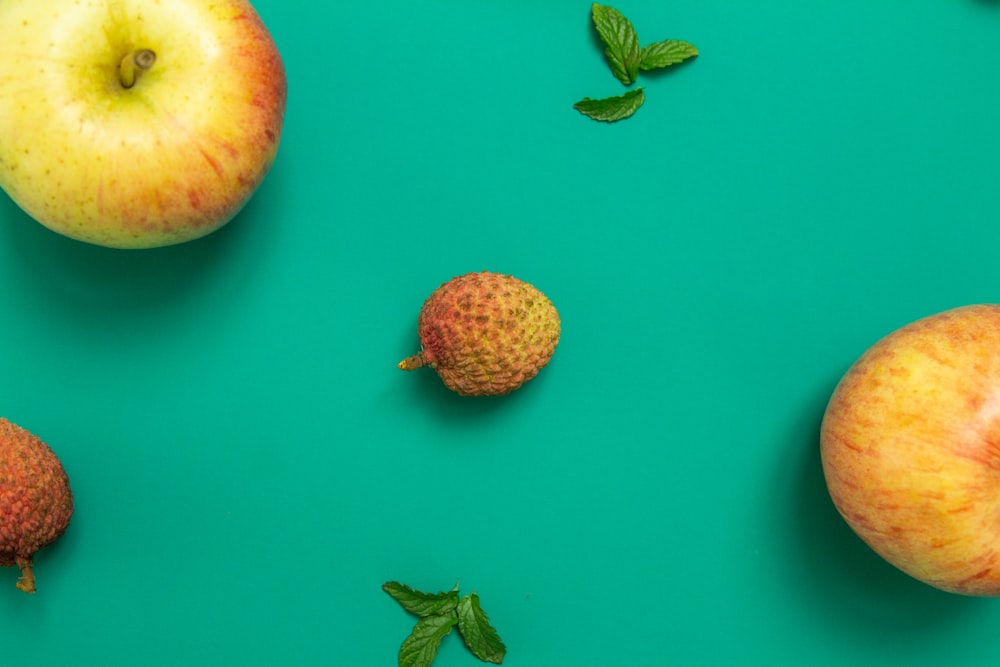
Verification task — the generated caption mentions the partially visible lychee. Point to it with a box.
[0,418,73,593]
[399,271,561,396]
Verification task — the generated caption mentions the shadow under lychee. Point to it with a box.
[391,348,549,436]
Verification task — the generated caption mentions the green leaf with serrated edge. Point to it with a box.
[457,593,507,664]
[574,87,645,123]
[639,39,698,71]
[398,613,458,667]
[383,581,460,618]
[591,3,640,86]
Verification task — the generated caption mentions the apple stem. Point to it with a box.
[398,352,429,371]
[119,49,157,89]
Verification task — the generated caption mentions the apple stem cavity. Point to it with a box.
[119,49,157,89]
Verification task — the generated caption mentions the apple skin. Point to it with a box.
[821,304,1000,596]
[0,0,286,249]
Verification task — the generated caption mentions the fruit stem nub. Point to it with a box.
[398,352,428,371]
[119,49,157,89]
[14,556,35,594]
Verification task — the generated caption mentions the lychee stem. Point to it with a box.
[398,352,428,371]
[15,556,35,594]
[119,49,157,89]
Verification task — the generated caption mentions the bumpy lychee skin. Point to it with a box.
[0,418,73,593]
[399,271,561,396]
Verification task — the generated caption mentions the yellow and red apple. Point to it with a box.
[0,0,286,249]
[821,304,1000,596]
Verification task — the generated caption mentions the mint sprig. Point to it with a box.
[384,581,507,667]
[576,3,698,123]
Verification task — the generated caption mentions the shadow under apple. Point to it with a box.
[783,379,984,637]
[0,178,278,328]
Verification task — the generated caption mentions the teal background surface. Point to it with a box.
[2,0,1000,665]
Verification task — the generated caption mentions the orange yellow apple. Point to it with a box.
[821,304,1000,596]
[0,0,287,248]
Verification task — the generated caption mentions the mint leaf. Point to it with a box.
[384,581,508,667]
[591,3,641,86]
[639,39,698,71]
[398,613,459,667]
[383,581,460,618]
[574,87,645,123]
[457,593,507,664]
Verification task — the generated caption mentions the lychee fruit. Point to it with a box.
[0,418,74,593]
[399,271,561,396]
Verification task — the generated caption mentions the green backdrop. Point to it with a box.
[3,0,1000,665]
